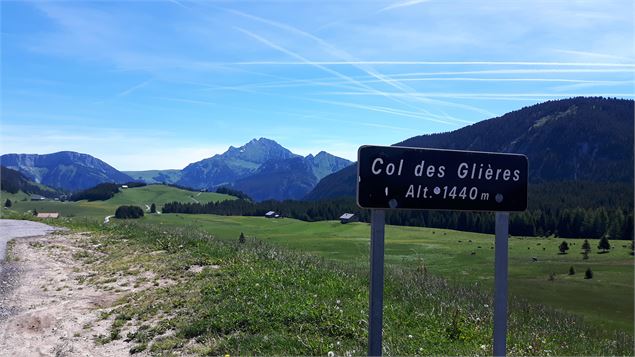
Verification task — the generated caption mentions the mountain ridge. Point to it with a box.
[306,97,634,200]
[0,151,133,192]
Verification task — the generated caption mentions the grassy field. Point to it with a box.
[1,185,235,219]
[140,214,634,334]
[36,220,634,355]
[2,194,633,335]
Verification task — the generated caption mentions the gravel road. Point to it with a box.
[0,219,62,321]
[0,219,60,262]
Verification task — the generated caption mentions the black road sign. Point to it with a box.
[357,145,528,211]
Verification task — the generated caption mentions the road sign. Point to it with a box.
[357,145,528,212]
[358,145,528,356]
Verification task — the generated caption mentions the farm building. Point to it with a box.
[339,213,358,224]
[265,211,276,218]
[37,212,59,219]
[30,194,46,201]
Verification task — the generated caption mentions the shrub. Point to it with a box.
[568,266,575,275]
[4,199,11,208]
[115,206,144,219]
[584,268,593,279]
[150,203,156,213]
[239,232,246,244]
[559,241,569,254]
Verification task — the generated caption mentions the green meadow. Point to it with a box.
[2,185,235,219]
[2,185,633,335]
[143,214,634,334]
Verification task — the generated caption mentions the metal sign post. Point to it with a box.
[368,209,386,356]
[356,145,527,357]
[493,212,510,357]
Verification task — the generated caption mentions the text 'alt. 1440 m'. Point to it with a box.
[356,145,528,212]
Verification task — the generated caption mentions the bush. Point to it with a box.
[584,268,593,279]
[559,240,569,254]
[239,232,246,244]
[115,206,144,219]
[150,203,156,213]
[4,199,11,208]
[568,266,575,275]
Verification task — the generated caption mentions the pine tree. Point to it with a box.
[568,266,575,275]
[559,241,569,254]
[581,239,591,254]
[597,236,611,253]
[239,232,246,244]
[150,203,156,213]
[4,199,12,208]
[584,268,593,279]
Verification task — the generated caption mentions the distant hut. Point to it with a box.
[339,213,358,224]
[121,185,129,189]
[265,211,276,218]
[30,194,46,201]
[37,212,59,219]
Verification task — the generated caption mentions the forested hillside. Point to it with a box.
[307,97,634,200]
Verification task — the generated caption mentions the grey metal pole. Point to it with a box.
[493,212,510,357]
[368,209,386,356]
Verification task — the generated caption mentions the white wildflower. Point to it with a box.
[327,351,335,357]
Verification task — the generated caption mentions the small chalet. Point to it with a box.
[30,194,46,201]
[121,185,129,189]
[37,212,60,219]
[339,213,358,224]
[265,211,276,218]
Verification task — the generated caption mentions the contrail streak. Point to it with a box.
[229,9,476,124]
[232,61,635,67]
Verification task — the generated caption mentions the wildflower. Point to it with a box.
[484,304,489,308]
[328,351,335,357]
[480,344,487,351]
[408,334,413,339]
[336,299,341,304]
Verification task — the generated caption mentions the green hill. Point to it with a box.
[2,184,236,219]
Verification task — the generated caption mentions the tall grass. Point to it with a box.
[72,221,633,356]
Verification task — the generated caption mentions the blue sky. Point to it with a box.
[1,0,634,170]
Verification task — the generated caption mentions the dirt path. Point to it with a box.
[0,219,60,262]
[0,224,139,356]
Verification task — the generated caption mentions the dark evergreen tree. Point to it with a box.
[597,236,611,253]
[559,241,570,254]
[4,199,11,208]
[584,268,593,279]
[239,232,246,244]
[581,239,591,253]
[150,203,156,213]
[568,266,575,275]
